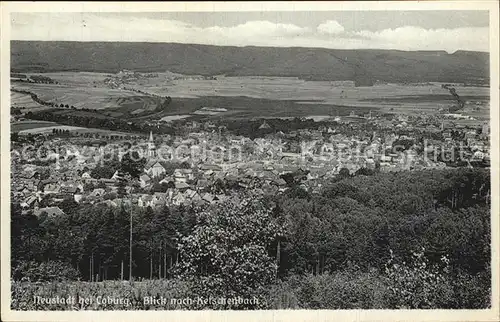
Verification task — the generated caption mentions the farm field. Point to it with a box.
[129,73,488,100]
[27,72,112,86]
[158,96,375,119]
[107,73,491,120]
[123,73,489,119]
[11,72,490,121]
[160,114,192,122]
[11,120,59,132]
[11,82,138,110]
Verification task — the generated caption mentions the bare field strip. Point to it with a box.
[11,121,59,132]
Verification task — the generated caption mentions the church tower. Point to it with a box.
[148,131,156,158]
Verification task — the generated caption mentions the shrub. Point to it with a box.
[384,248,454,308]
[175,194,283,309]
[282,269,389,309]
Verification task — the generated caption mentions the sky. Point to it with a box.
[11,11,490,53]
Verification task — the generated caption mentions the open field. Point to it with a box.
[160,114,192,122]
[11,82,138,110]
[105,73,491,119]
[11,72,490,121]
[26,72,112,86]
[10,91,51,112]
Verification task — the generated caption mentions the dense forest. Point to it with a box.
[11,168,490,309]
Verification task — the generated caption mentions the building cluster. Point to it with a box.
[11,112,490,218]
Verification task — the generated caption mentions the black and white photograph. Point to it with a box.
[1,2,499,321]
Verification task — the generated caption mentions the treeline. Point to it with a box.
[11,75,57,84]
[11,202,196,281]
[25,111,144,133]
[441,84,465,111]
[11,73,27,79]
[29,75,57,84]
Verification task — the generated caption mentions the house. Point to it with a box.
[190,191,203,204]
[242,168,258,178]
[99,178,117,187]
[259,120,271,130]
[111,171,121,180]
[159,176,174,185]
[19,186,31,195]
[199,164,222,174]
[61,186,78,194]
[140,174,151,188]
[137,196,145,208]
[91,188,106,197]
[175,182,190,190]
[43,183,60,194]
[184,189,198,200]
[195,179,209,191]
[61,181,84,192]
[472,151,485,160]
[173,169,193,183]
[138,195,154,208]
[99,200,118,208]
[74,194,83,203]
[225,167,239,177]
[154,192,168,200]
[21,195,38,209]
[259,170,279,182]
[22,170,40,180]
[272,178,287,186]
[112,198,129,208]
[150,195,166,208]
[380,155,392,162]
[81,172,92,179]
[34,206,65,217]
[172,192,186,206]
[202,193,215,204]
[149,162,167,178]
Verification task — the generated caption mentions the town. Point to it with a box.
[11,111,490,218]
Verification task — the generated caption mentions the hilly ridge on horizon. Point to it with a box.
[11,41,489,85]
